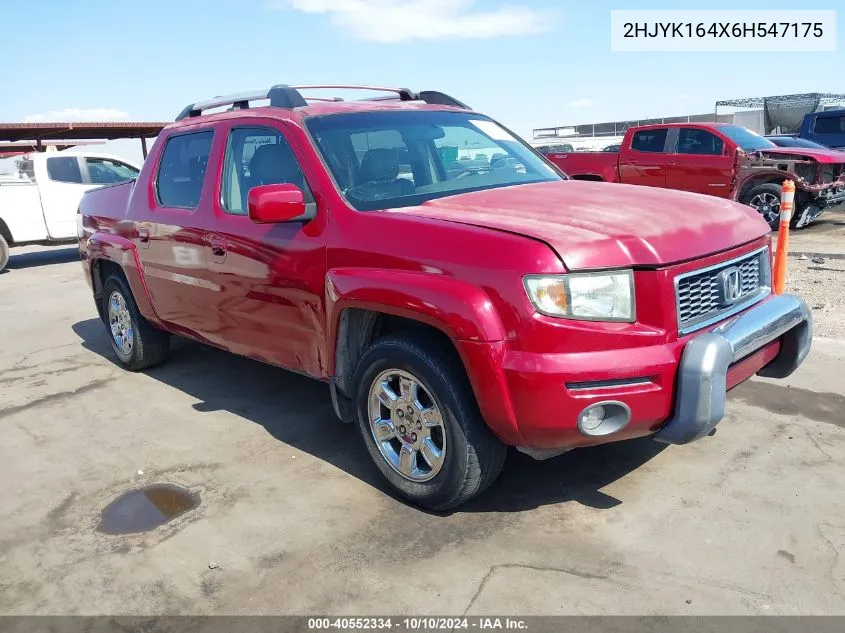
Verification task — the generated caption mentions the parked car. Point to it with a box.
[78,84,812,510]
[602,143,621,152]
[766,136,834,150]
[545,123,845,230]
[799,108,845,149]
[533,142,574,155]
[0,152,140,272]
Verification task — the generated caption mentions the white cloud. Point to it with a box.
[22,108,130,123]
[567,99,594,109]
[268,0,553,42]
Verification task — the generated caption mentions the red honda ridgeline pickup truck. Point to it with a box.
[78,85,813,510]
[545,123,845,231]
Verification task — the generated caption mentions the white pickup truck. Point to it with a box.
[0,152,140,272]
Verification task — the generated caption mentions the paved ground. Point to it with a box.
[778,210,845,338]
[1,244,844,616]
[776,209,845,257]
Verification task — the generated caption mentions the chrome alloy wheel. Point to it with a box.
[108,290,134,356]
[368,369,447,482]
[749,192,781,226]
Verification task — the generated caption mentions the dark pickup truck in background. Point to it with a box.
[543,122,845,230]
[799,108,845,149]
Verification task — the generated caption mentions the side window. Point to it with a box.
[677,129,724,156]
[85,158,140,184]
[814,115,845,135]
[631,129,668,153]
[46,156,83,183]
[156,131,214,209]
[221,127,312,215]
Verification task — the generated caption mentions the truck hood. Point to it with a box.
[758,147,845,163]
[385,180,769,270]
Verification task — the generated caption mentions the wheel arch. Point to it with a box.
[0,218,13,245]
[86,234,162,326]
[324,269,521,445]
[736,173,786,202]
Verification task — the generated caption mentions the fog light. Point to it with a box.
[577,401,631,437]
[579,405,606,431]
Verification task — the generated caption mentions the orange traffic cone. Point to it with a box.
[772,180,794,295]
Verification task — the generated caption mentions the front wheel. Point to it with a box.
[101,274,170,371]
[742,183,782,231]
[353,332,507,510]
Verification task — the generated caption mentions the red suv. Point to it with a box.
[78,84,813,509]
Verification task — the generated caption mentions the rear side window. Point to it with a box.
[46,156,83,183]
[156,131,214,209]
[677,129,724,155]
[631,129,668,153]
[814,115,845,135]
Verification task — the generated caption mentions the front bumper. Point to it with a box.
[466,292,813,453]
[653,293,812,445]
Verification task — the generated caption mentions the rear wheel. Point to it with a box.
[0,234,9,273]
[353,331,507,510]
[102,274,170,370]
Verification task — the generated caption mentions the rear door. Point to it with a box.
[138,129,216,335]
[38,155,90,239]
[619,128,670,188]
[666,127,733,197]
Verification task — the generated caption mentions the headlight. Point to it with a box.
[523,271,635,321]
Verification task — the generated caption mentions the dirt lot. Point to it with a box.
[1,232,845,616]
[778,211,845,338]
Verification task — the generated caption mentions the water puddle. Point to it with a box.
[98,484,200,535]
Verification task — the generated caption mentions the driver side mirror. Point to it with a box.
[248,184,315,224]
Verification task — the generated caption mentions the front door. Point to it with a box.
[199,122,329,376]
[666,127,733,198]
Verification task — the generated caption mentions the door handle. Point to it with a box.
[668,161,677,166]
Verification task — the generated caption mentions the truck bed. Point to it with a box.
[546,151,619,182]
[78,181,136,242]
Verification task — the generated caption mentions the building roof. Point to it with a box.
[0,122,167,144]
[715,92,845,109]
[0,140,104,158]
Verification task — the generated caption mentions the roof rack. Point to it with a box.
[175,84,470,120]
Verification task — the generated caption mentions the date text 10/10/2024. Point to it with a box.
[307,617,529,630]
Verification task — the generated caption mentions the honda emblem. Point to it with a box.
[719,267,742,304]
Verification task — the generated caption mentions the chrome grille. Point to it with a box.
[675,248,770,334]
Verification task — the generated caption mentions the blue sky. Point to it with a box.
[1,0,842,162]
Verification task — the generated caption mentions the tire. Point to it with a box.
[741,183,783,231]
[0,234,9,273]
[353,331,507,510]
[101,274,170,370]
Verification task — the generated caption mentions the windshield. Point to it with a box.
[770,137,829,149]
[718,125,776,151]
[306,111,561,211]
